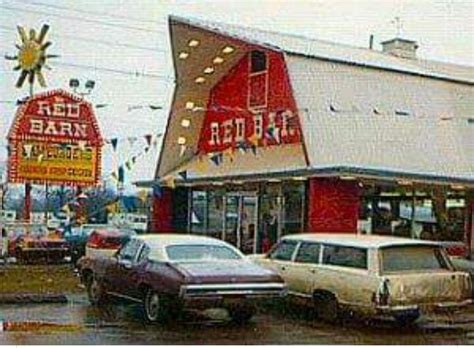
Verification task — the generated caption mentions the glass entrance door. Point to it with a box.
[222,193,258,254]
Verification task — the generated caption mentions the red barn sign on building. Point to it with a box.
[7,89,103,186]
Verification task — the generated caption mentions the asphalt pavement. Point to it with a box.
[1,295,474,345]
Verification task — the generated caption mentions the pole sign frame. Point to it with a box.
[7,89,103,186]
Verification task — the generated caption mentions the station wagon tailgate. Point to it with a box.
[380,245,472,306]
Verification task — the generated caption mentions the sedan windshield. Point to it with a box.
[165,244,242,261]
[381,245,450,273]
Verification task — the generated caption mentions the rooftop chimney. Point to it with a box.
[380,38,418,59]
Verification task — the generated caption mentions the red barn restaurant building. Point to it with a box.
[138,16,474,255]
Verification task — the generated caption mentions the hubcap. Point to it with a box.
[146,292,160,320]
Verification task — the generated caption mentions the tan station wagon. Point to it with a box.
[252,233,472,324]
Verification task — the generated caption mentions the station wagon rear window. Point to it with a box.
[381,245,450,273]
[165,244,242,261]
[269,240,298,261]
[322,245,368,269]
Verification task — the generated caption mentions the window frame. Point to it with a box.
[294,241,322,264]
[268,239,299,262]
[321,243,369,270]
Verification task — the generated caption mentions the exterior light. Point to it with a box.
[203,67,214,74]
[185,101,195,110]
[222,46,234,54]
[188,39,200,47]
[397,179,413,186]
[178,51,189,59]
[213,56,224,64]
[451,184,465,190]
[177,137,186,145]
[195,76,205,84]
[267,178,281,183]
[292,176,306,181]
[181,119,191,128]
[69,78,80,88]
[340,175,356,180]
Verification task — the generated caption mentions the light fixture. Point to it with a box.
[451,184,465,190]
[340,175,356,180]
[397,179,413,186]
[213,56,224,64]
[292,176,307,181]
[188,39,200,47]
[185,101,195,110]
[181,119,191,128]
[195,76,205,84]
[203,67,214,74]
[178,51,189,59]
[177,137,186,145]
[267,179,281,183]
[222,46,234,54]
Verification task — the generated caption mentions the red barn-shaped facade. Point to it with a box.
[138,16,474,255]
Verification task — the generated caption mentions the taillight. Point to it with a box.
[376,278,390,306]
[87,232,121,249]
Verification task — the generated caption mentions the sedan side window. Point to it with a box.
[322,244,368,269]
[119,239,141,261]
[269,240,298,261]
[294,242,321,264]
[136,244,150,264]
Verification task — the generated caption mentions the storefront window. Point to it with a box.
[207,190,225,239]
[191,190,207,234]
[282,182,305,235]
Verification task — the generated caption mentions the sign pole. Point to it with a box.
[23,83,34,223]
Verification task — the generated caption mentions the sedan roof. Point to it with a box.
[135,233,230,246]
[282,233,440,249]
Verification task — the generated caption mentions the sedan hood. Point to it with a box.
[173,260,281,284]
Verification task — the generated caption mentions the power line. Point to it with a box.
[0,25,168,53]
[50,61,174,81]
[0,4,166,34]
[13,0,166,26]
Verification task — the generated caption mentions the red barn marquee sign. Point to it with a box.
[7,89,103,186]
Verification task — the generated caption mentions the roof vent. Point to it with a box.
[380,38,418,59]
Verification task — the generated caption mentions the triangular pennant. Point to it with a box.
[131,156,137,164]
[194,156,207,173]
[177,170,187,180]
[179,144,187,157]
[110,172,118,181]
[152,183,162,198]
[223,147,235,162]
[163,176,175,189]
[144,146,150,153]
[125,161,132,171]
[138,190,148,203]
[236,141,248,154]
[250,144,258,156]
[248,133,259,146]
[111,138,118,151]
[145,134,152,146]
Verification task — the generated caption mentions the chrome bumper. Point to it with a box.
[180,282,287,300]
[377,298,472,314]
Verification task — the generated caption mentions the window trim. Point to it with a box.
[247,50,269,111]
[268,239,299,262]
[320,243,369,270]
[293,241,322,264]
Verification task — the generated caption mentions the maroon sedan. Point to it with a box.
[78,234,287,323]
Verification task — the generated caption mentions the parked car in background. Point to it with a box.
[85,227,136,259]
[78,234,287,323]
[251,233,472,325]
[63,224,113,264]
[6,224,69,264]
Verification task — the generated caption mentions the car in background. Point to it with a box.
[63,224,113,264]
[251,233,472,325]
[6,224,69,264]
[85,228,136,259]
[78,234,287,324]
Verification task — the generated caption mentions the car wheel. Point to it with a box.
[394,312,420,326]
[144,289,166,323]
[228,305,255,324]
[86,273,107,306]
[313,291,339,323]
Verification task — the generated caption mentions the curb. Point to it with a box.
[0,294,68,304]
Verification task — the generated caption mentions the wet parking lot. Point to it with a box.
[1,295,474,345]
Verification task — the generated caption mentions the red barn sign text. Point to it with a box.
[7,89,103,186]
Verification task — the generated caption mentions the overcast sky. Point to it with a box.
[1,0,473,192]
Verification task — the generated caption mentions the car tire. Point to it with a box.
[394,312,420,326]
[228,305,256,324]
[85,273,107,306]
[313,291,339,323]
[143,288,176,323]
